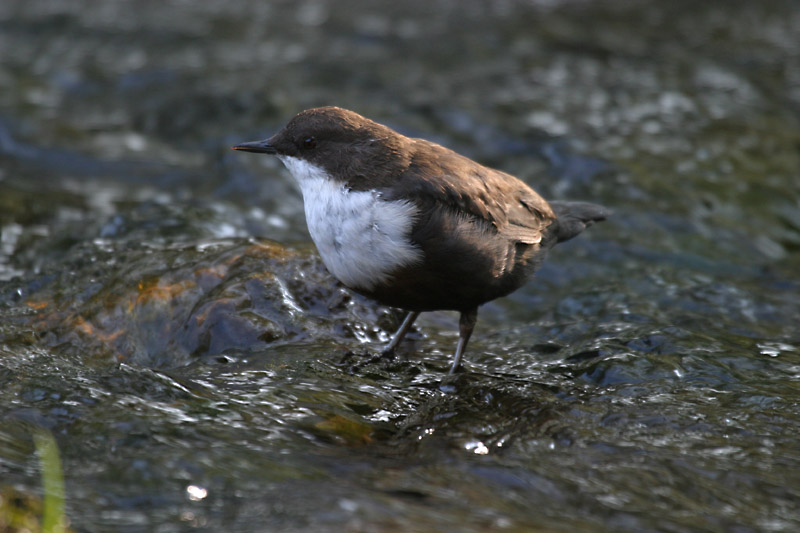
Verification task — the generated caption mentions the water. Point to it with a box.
[1,0,799,531]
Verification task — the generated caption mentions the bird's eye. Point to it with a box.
[302,136,317,149]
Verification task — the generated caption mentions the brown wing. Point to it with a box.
[387,138,556,243]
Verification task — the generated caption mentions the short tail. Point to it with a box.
[549,200,610,243]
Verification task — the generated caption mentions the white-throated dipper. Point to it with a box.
[233,107,608,374]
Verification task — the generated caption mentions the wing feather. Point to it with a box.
[385,138,556,244]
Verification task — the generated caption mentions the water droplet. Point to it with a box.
[186,485,208,501]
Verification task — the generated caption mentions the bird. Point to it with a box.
[233,106,608,374]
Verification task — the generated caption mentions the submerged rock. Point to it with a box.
[5,238,393,367]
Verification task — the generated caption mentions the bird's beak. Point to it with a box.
[232,139,278,154]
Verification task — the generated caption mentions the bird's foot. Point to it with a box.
[338,347,400,373]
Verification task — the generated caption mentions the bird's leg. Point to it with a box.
[449,308,478,374]
[381,311,420,355]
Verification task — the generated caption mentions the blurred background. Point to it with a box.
[1,0,799,531]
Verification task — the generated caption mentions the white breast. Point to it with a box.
[278,156,422,291]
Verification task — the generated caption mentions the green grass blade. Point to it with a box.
[34,430,66,533]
